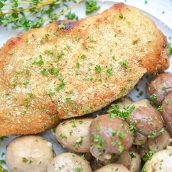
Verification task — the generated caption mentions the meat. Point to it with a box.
[0,3,169,135]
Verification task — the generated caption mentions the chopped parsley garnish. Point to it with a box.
[106,68,113,76]
[85,0,100,14]
[108,104,135,119]
[120,60,128,68]
[40,69,48,76]
[111,129,117,136]
[73,136,84,149]
[58,23,66,29]
[157,105,163,112]
[55,51,64,61]
[66,97,72,103]
[23,80,30,86]
[66,12,79,20]
[47,89,54,96]
[148,131,158,138]
[48,67,59,75]
[33,55,44,66]
[118,131,125,139]
[74,167,83,172]
[81,54,86,59]
[59,133,67,139]
[76,62,80,69]
[165,98,170,105]
[143,150,155,161]
[150,94,157,100]
[96,123,100,131]
[95,65,101,74]
[55,80,65,92]
[22,157,33,164]
[168,43,172,55]
[118,145,124,153]
[92,134,104,149]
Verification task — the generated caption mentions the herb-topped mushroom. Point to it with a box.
[90,114,133,161]
[148,73,172,105]
[128,107,164,138]
[6,136,54,172]
[162,91,172,136]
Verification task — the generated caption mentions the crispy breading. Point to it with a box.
[0,3,169,135]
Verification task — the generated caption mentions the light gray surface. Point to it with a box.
[0,0,172,171]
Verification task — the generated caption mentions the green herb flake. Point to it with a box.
[157,105,163,112]
[150,94,157,100]
[22,157,33,164]
[40,69,48,76]
[66,12,79,20]
[118,145,124,153]
[47,89,54,96]
[92,134,104,149]
[33,55,44,66]
[85,0,100,14]
[143,150,155,161]
[118,131,125,139]
[95,65,101,74]
[108,104,135,119]
[168,43,172,55]
[120,60,128,68]
[59,133,67,140]
[81,54,86,59]
[106,68,113,76]
[23,80,29,86]
[55,81,65,92]
[58,23,66,29]
[76,62,80,69]
[66,97,72,103]
[74,167,83,172]
[55,52,64,61]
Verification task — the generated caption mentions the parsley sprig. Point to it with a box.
[108,104,135,119]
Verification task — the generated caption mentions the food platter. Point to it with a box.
[0,0,172,171]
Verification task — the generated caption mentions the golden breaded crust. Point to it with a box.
[0,3,169,136]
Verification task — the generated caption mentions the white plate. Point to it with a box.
[0,0,172,171]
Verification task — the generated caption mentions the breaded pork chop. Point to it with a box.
[0,3,169,136]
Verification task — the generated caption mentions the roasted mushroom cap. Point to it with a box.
[118,151,141,172]
[144,148,172,172]
[134,132,147,145]
[6,136,54,172]
[148,130,171,152]
[148,72,172,105]
[90,115,133,160]
[128,107,164,138]
[47,153,92,172]
[162,91,172,136]
[95,164,130,172]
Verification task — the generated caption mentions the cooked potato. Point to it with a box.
[90,115,133,160]
[95,164,130,172]
[6,136,54,172]
[118,151,141,172]
[128,107,163,137]
[56,118,92,153]
[144,148,172,172]
[47,153,92,172]
[134,132,147,145]
[162,91,172,136]
[148,130,171,152]
[148,73,172,105]
[132,99,152,108]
